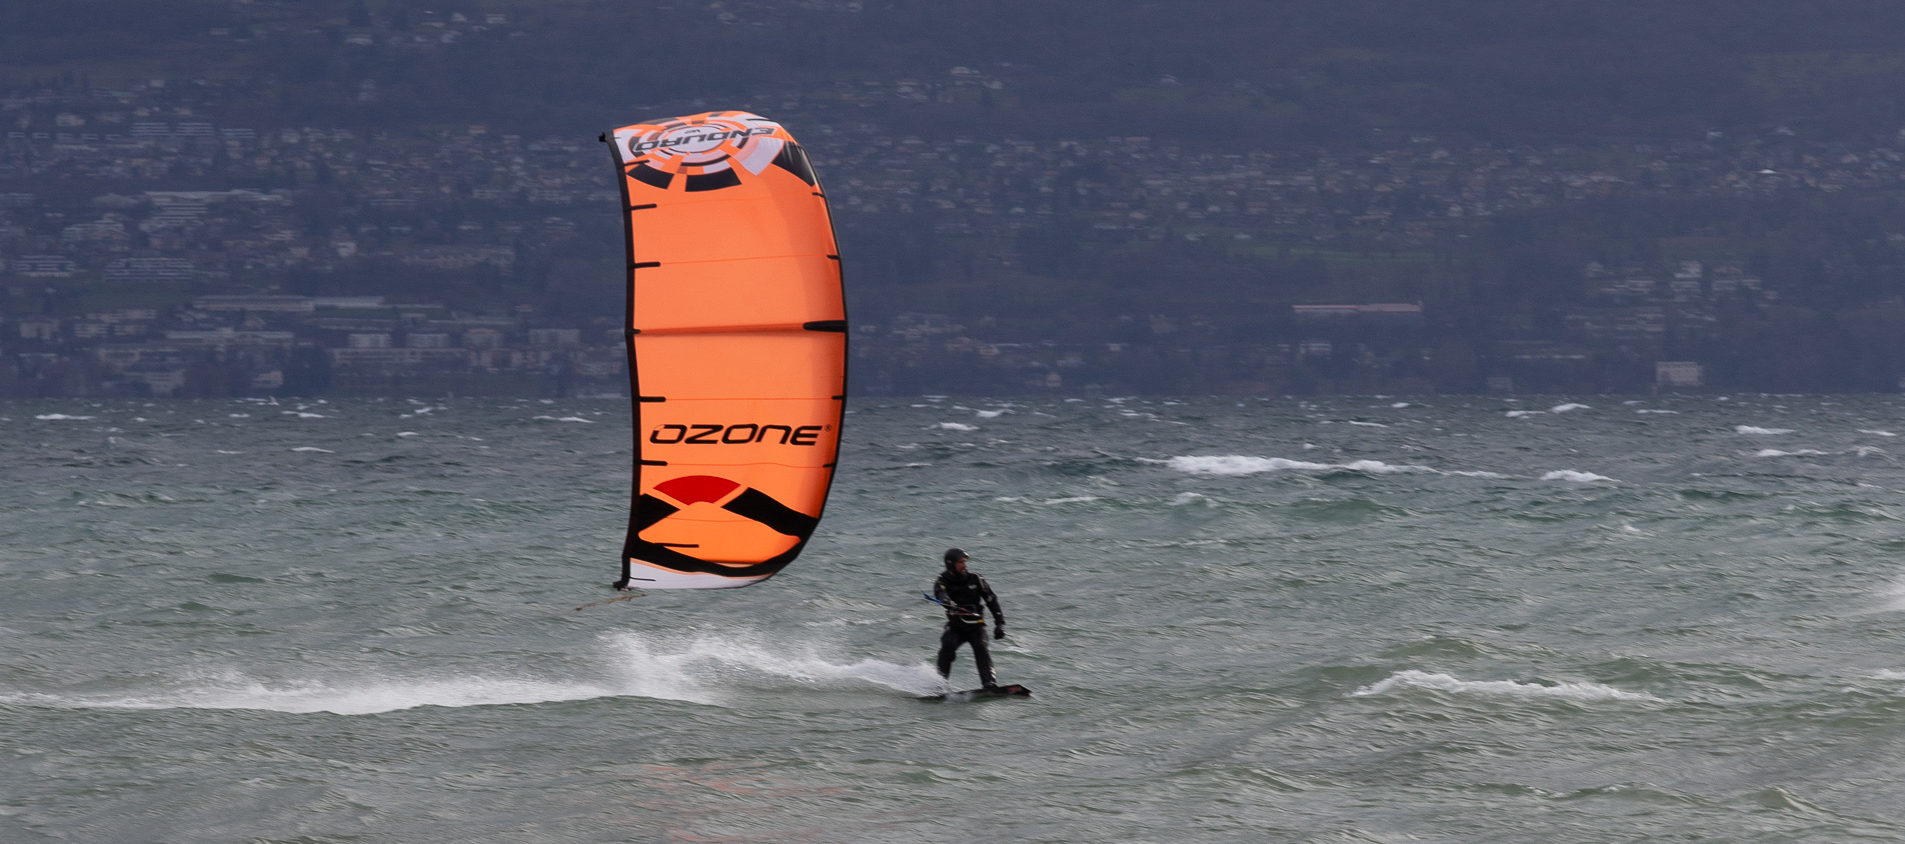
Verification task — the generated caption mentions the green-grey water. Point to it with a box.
[8,395,1905,842]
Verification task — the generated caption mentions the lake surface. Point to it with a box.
[8,394,1905,841]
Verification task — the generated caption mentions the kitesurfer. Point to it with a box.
[932,547,1006,689]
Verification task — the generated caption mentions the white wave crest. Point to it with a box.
[994,495,1101,506]
[1171,492,1217,507]
[1165,455,1438,477]
[1753,448,1826,458]
[1550,403,1591,413]
[1353,670,1660,703]
[1736,425,1794,435]
[1542,470,1617,483]
[936,422,978,431]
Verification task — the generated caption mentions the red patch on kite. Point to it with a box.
[654,475,741,505]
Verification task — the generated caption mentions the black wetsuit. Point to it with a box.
[933,568,1004,687]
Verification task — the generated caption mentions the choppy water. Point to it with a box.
[8,394,1905,841]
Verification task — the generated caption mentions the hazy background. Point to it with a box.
[9,1,1905,395]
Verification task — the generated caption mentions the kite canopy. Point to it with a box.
[602,111,846,589]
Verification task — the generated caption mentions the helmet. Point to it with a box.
[943,547,967,568]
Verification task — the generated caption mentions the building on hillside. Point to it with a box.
[1655,360,1704,390]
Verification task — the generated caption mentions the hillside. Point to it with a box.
[9,1,1905,395]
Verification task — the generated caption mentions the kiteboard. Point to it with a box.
[918,684,1032,702]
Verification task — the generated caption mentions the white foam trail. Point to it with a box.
[1861,429,1897,437]
[532,416,593,423]
[1736,425,1794,435]
[34,414,95,421]
[0,671,620,716]
[1871,579,1905,614]
[289,447,334,453]
[1542,469,1617,483]
[3,633,940,715]
[602,631,941,704]
[976,409,1007,418]
[1550,403,1591,413]
[1353,670,1660,702]
[1753,448,1826,458]
[936,422,978,431]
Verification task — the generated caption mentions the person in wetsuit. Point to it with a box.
[932,547,1006,689]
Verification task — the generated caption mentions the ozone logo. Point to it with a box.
[617,111,788,179]
[648,422,826,446]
